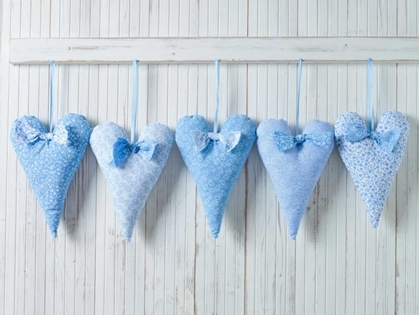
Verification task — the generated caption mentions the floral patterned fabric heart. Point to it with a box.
[90,122,173,241]
[257,119,334,240]
[176,115,256,238]
[335,110,409,227]
[10,114,92,237]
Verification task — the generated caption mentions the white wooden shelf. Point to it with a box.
[9,37,419,64]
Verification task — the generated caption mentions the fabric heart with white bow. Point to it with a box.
[90,122,173,241]
[176,114,256,238]
[335,111,409,227]
[257,119,335,239]
[10,114,92,237]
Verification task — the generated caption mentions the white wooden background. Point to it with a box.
[0,0,418,315]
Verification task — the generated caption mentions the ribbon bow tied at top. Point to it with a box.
[191,130,241,152]
[345,123,401,153]
[15,119,70,146]
[273,130,334,152]
[111,137,158,167]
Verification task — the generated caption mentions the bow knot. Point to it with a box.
[274,131,333,152]
[191,130,241,152]
[110,137,158,167]
[43,133,54,141]
[345,123,401,153]
[15,120,70,145]
[294,134,306,144]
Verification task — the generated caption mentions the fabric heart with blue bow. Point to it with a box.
[10,114,92,237]
[257,119,334,240]
[176,114,256,238]
[90,122,173,241]
[335,111,409,227]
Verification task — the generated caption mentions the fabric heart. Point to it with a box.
[257,119,334,240]
[176,115,256,238]
[335,110,409,227]
[10,114,92,237]
[90,122,173,241]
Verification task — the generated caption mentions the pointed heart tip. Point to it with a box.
[45,211,61,238]
[122,232,133,243]
[211,231,219,239]
[284,213,303,241]
[288,229,298,240]
[370,218,380,228]
[207,217,222,238]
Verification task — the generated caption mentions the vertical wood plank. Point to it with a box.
[405,63,418,315]
[195,4,209,312]
[355,61,367,315]
[93,3,111,315]
[326,2,340,315]
[133,1,149,312]
[316,3,329,314]
[385,63,397,315]
[366,2,379,315]
[396,63,408,315]
[345,63,357,315]
[336,2,348,315]
[23,1,41,315]
[94,62,109,315]
[83,3,99,315]
[246,1,262,314]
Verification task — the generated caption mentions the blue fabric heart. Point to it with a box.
[176,115,256,238]
[257,119,334,240]
[10,114,92,237]
[90,122,173,241]
[335,111,409,227]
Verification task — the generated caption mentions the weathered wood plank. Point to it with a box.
[8,37,419,64]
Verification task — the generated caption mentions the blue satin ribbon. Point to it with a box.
[111,137,158,167]
[131,60,138,143]
[15,119,70,146]
[345,123,401,153]
[274,131,333,151]
[296,58,303,135]
[214,59,220,133]
[367,58,374,132]
[49,61,55,133]
[191,130,241,152]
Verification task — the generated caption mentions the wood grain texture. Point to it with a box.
[8,37,420,64]
[0,0,418,314]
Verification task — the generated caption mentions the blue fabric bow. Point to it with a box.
[110,137,158,167]
[274,131,333,151]
[14,120,70,145]
[345,123,401,153]
[191,130,241,152]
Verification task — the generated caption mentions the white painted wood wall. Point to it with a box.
[0,0,418,314]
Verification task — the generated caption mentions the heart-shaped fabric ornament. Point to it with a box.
[90,122,173,241]
[257,119,334,239]
[176,114,256,238]
[10,114,92,237]
[335,110,409,227]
